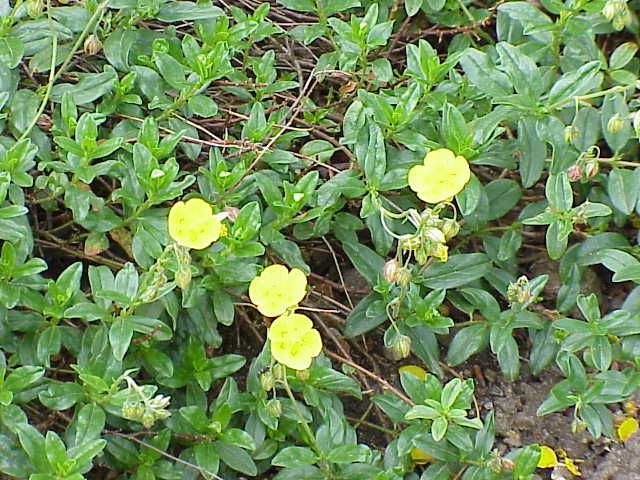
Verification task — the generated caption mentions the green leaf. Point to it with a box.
[344,294,386,337]
[214,441,257,476]
[496,42,541,99]
[442,102,472,155]
[446,324,489,366]
[4,366,44,392]
[607,168,640,215]
[69,403,105,448]
[405,0,422,16]
[326,444,370,464]
[546,172,572,211]
[0,37,24,69]
[272,446,318,468]
[188,94,218,117]
[420,253,491,289]
[340,239,384,285]
[356,120,386,188]
[546,61,602,107]
[517,118,545,188]
[109,319,134,361]
[484,179,522,220]
[609,42,638,70]
[156,1,224,21]
[51,66,118,105]
[459,49,512,98]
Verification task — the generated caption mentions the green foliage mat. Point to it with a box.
[1,0,640,478]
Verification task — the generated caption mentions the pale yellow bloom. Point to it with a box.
[168,198,222,250]
[249,264,307,317]
[537,445,558,469]
[268,313,322,370]
[408,148,471,204]
[617,417,639,442]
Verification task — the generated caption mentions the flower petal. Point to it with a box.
[425,148,456,166]
[287,268,308,305]
[408,164,429,196]
[299,328,322,358]
[537,445,557,469]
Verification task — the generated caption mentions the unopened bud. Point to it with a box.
[433,244,448,262]
[260,372,274,391]
[27,0,44,17]
[223,206,240,222]
[387,334,411,360]
[175,265,192,289]
[122,402,144,420]
[295,368,310,381]
[567,164,583,182]
[396,267,412,287]
[440,219,459,241]
[607,114,624,133]
[399,234,421,252]
[584,157,599,178]
[500,458,515,471]
[423,227,445,244]
[272,363,286,381]
[383,259,400,283]
[564,125,579,143]
[83,35,102,56]
[507,275,532,306]
[603,0,618,21]
[266,398,282,418]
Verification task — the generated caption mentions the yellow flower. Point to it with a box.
[249,264,307,317]
[408,148,471,204]
[537,445,557,469]
[410,448,433,464]
[617,417,639,442]
[399,365,427,380]
[168,198,222,250]
[268,313,322,370]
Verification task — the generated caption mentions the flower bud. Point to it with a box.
[399,234,420,252]
[603,0,618,21]
[500,458,515,472]
[150,168,165,179]
[633,112,640,137]
[564,125,579,143]
[266,398,282,418]
[387,334,411,360]
[260,372,274,391]
[83,34,102,56]
[223,206,240,222]
[433,244,448,262]
[27,0,44,17]
[37,113,52,132]
[584,157,599,178]
[567,164,583,182]
[383,259,400,283]
[396,267,412,287]
[507,275,532,306]
[122,402,145,420]
[440,219,459,241]
[607,114,624,133]
[423,227,445,244]
[272,363,286,381]
[175,265,192,289]
[295,368,310,381]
